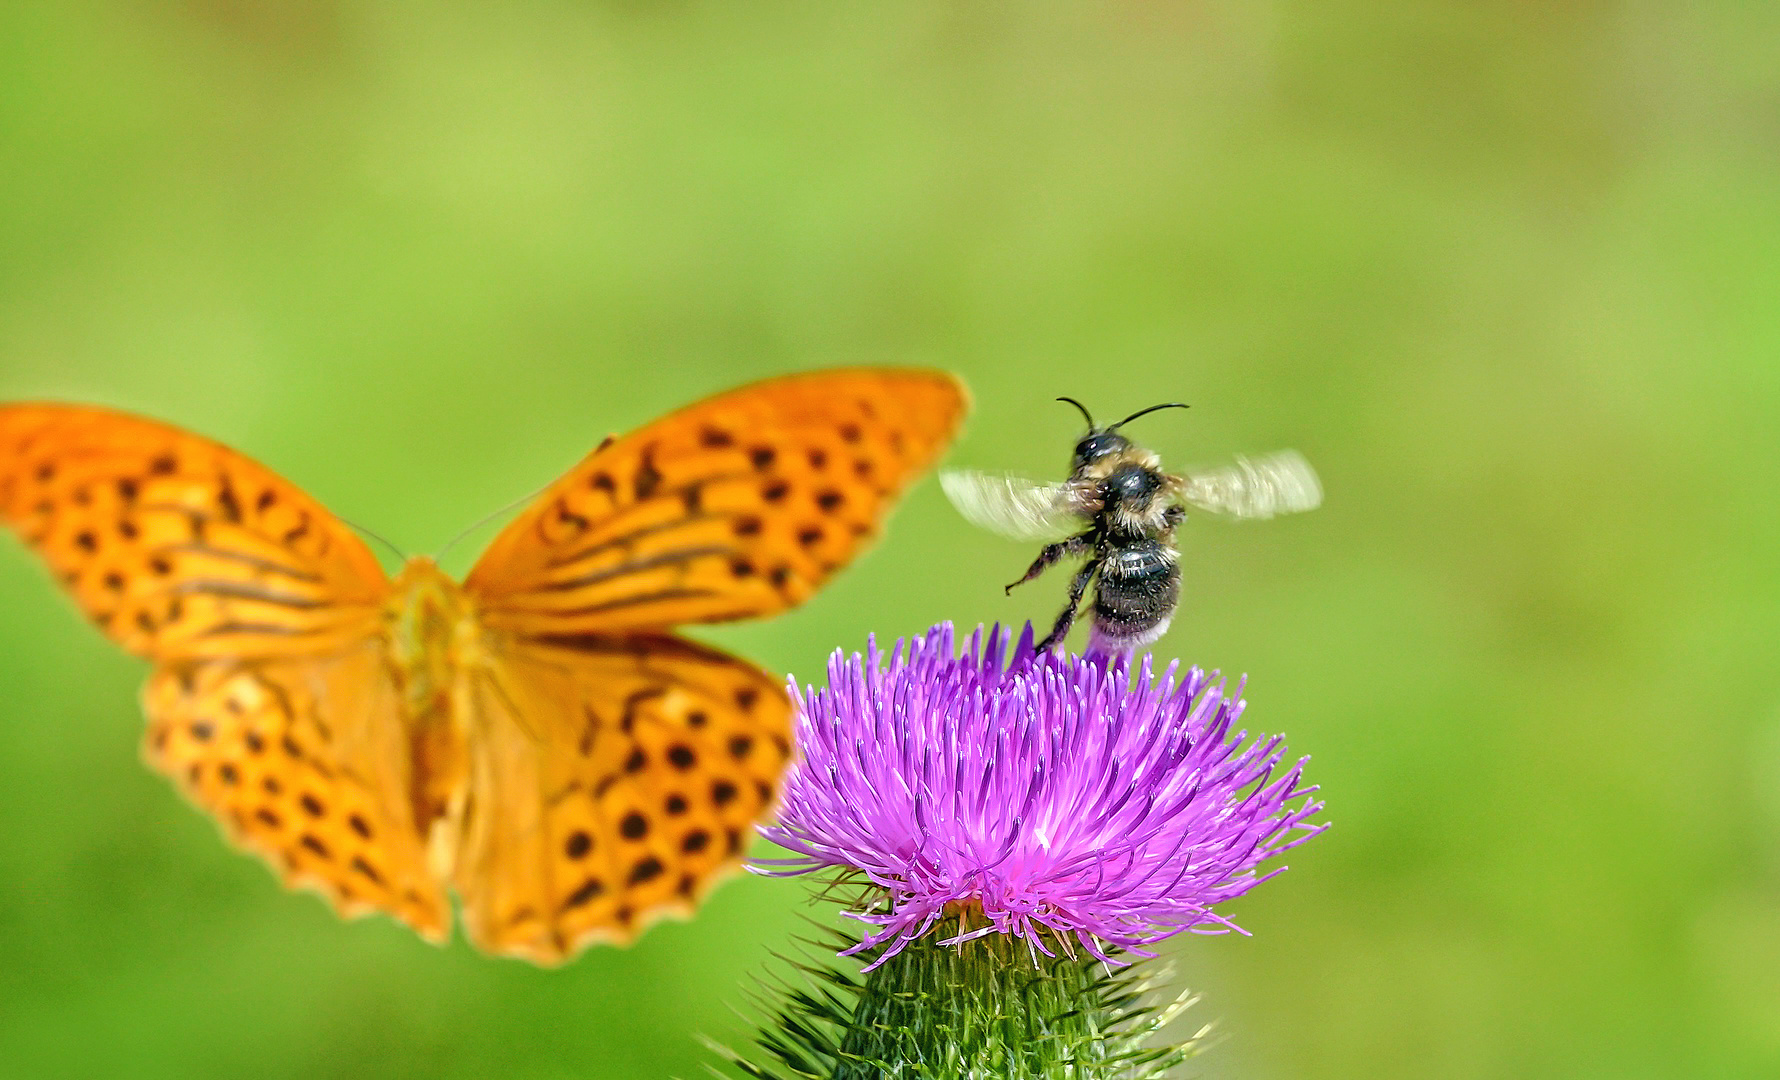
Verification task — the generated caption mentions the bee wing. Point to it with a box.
[940,470,1076,541]
[1177,450,1323,520]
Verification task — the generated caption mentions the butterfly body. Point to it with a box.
[384,557,476,724]
[376,557,478,855]
[0,369,967,963]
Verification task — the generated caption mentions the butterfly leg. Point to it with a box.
[1036,557,1101,652]
[1005,532,1095,595]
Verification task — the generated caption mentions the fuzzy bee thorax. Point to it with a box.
[1065,446,1178,534]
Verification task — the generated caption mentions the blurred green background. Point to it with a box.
[2,2,1777,1077]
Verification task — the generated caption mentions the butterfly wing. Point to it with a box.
[1,406,437,937]
[1177,450,1323,520]
[939,470,1076,541]
[0,404,391,659]
[449,633,789,964]
[142,645,452,940]
[450,368,962,960]
[463,368,968,634]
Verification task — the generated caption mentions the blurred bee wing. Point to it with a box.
[940,470,1075,540]
[1178,450,1323,520]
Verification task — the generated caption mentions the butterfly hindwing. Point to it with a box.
[464,369,968,634]
[0,405,390,660]
[450,633,791,964]
[141,646,451,940]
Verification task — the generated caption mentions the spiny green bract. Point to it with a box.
[709,921,1206,1080]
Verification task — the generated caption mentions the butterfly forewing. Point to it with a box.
[0,405,390,660]
[141,646,451,939]
[451,634,790,963]
[464,369,968,635]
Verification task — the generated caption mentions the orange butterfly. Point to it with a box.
[0,369,967,964]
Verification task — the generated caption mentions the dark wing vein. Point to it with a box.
[544,512,729,570]
[524,546,742,595]
[158,542,322,583]
[510,588,721,620]
[168,580,329,609]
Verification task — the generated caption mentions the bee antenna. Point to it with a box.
[1056,396,1097,429]
[1110,402,1190,431]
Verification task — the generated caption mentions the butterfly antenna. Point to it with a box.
[1110,402,1190,430]
[1056,396,1097,429]
[340,518,407,562]
[434,483,552,564]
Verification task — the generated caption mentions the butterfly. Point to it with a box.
[0,368,967,964]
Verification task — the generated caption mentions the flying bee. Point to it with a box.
[942,397,1322,655]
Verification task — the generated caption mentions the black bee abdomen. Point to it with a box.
[1092,541,1179,643]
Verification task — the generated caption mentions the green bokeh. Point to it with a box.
[2,3,1778,1077]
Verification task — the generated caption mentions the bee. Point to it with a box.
[942,396,1322,655]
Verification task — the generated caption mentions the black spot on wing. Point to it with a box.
[633,448,663,500]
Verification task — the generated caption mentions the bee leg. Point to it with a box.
[1005,532,1094,595]
[1036,558,1100,652]
[1161,504,1185,528]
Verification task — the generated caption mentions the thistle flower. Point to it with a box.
[757,622,1325,968]
[717,624,1325,1079]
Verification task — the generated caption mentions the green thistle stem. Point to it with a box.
[716,915,1203,1080]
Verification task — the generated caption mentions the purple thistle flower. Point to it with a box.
[756,623,1326,970]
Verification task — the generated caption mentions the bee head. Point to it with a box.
[1072,430,1132,470]
[1056,397,1190,472]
